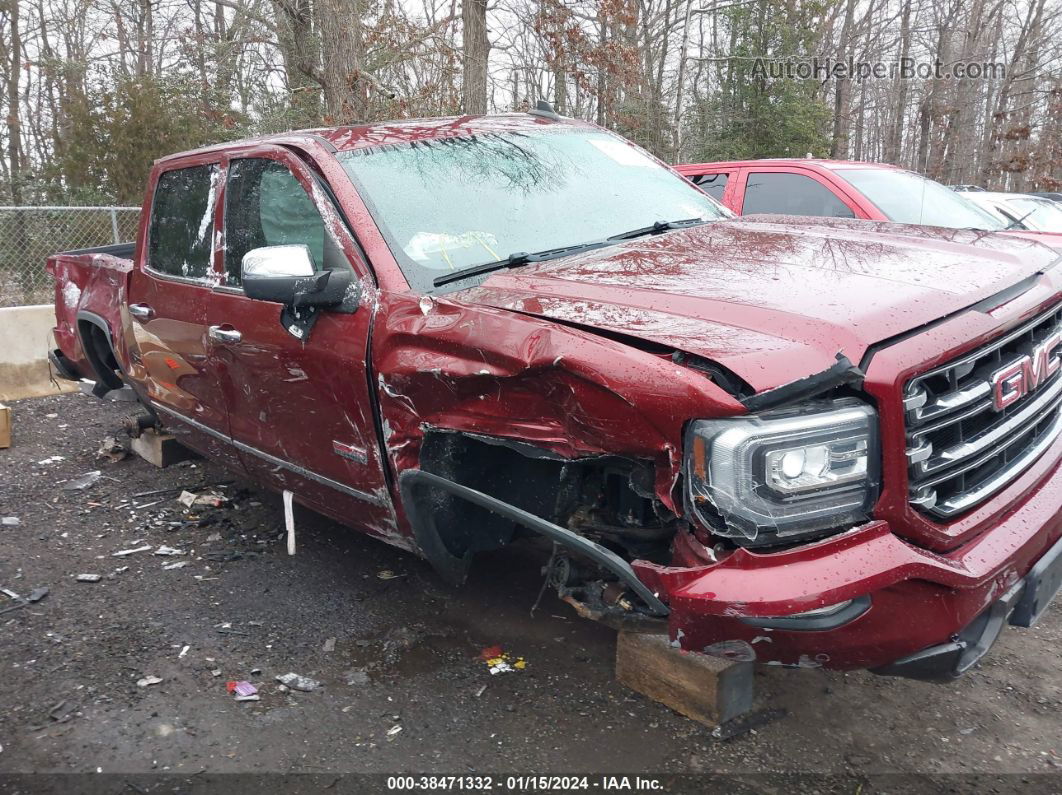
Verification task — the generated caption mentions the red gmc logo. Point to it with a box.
[990,330,1061,411]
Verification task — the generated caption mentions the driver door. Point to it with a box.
[205,146,396,535]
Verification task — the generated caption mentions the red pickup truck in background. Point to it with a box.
[47,112,1062,681]
[675,159,1062,248]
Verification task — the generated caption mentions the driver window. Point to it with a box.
[224,158,327,286]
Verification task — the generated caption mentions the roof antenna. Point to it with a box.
[528,100,562,121]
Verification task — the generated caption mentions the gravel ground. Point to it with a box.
[0,393,1060,792]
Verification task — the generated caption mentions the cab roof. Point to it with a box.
[156,113,595,165]
[677,158,903,171]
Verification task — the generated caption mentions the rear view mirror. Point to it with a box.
[242,245,355,308]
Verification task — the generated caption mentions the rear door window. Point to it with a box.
[741,172,855,218]
[147,165,218,279]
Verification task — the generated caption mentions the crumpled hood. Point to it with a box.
[452,216,1061,392]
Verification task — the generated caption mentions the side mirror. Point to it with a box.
[242,245,355,308]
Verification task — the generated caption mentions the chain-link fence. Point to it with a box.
[0,206,140,308]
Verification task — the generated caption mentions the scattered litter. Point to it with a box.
[136,675,163,688]
[113,545,151,557]
[62,470,101,491]
[76,574,102,583]
[346,670,370,686]
[376,569,403,580]
[162,561,189,570]
[235,693,260,702]
[275,672,320,692]
[48,700,76,723]
[154,545,185,557]
[711,708,787,741]
[113,566,129,575]
[37,456,64,466]
[211,669,222,677]
[27,587,48,603]
[227,681,258,699]
[283,489,295,555]
[387,725,403,737]
[479,645,526,675]
[474,684,487,697]
[205,532,222,542]
[178,489,228,508]
[96,436,129,463]
[0,587,35,615]
[132,480,234,500]
[178,645,190,659]
[1,517,19,527]
[323,637,336,653]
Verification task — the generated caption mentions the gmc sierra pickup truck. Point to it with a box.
[48,109,1062,680]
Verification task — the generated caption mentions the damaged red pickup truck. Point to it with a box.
[48,111,1062,681]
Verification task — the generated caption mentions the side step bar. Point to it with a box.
[399,469,670,617]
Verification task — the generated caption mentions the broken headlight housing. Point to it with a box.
[685,398,879,545]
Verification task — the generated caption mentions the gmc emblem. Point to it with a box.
[990,330,1061,411]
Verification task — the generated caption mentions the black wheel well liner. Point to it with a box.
[76,310,124,390]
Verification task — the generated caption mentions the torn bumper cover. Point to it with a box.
[634,443,1062,673]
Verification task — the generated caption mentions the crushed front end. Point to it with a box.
[635,295,1062,678]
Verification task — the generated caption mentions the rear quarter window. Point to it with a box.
[691,173,728,201]
[148,165,218,280]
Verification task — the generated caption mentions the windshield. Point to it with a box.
[1005,197,1062,232]
[338,128,728,292]
[842,168,1005,230]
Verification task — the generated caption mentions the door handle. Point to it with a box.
[129,303,154,321]
[208,325,242,344]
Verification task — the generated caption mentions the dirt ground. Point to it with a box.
[1,392,1060,792]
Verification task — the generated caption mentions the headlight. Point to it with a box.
[685,398,879,544]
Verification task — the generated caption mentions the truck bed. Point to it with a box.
[46,242,136,386]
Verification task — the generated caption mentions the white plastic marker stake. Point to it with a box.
[283,490,295,555]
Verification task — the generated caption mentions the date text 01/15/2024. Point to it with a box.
[385,776,664,791]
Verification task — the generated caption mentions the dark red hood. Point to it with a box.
[453,216,1061,392]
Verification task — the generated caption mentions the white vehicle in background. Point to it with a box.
[956,190,1062,233]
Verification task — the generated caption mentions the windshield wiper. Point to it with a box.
[1005,209,1036,230]
[432,217,711,288]
[608,217,709,241]
[433,240,610,287]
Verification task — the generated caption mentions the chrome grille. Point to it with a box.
[905,303,1062,519]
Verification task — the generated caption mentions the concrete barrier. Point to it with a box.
[0,304,78,401]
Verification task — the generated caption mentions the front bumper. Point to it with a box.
[632,434,1062,673]
[872,529,1062,680]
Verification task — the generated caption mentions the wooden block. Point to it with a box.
[130,429,197,468]
[616,631,753,727]
[0,403,10,449]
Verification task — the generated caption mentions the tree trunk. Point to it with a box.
[6,0,23,204]
[272,0,322,122]
[462,0,488,114]
[829,0,856,159]
[883,0,911,164]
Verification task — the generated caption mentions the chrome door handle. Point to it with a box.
[208,325,242,344]
[129,304,154,320]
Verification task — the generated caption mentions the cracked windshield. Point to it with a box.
[339,128,728,291]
